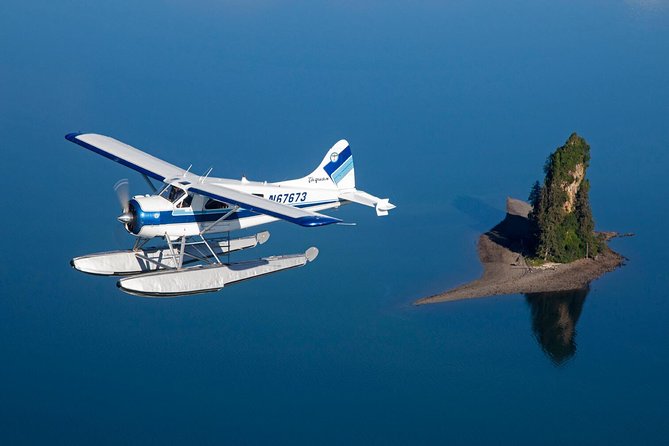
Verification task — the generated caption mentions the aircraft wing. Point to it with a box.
[189,183,342,227]
[65,133,188,182]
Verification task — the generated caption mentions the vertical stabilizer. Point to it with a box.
[286,140,355,190]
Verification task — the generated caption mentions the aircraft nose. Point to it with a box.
[117,212,133,224]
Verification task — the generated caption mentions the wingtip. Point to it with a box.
[65,132,83,142]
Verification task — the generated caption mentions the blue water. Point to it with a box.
[1,1,668,444]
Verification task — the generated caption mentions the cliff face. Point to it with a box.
[529,133,599,263]
[562,162,584,213]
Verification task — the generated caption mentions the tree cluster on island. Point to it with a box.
[527,133,603,263]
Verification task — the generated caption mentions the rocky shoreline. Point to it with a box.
[415,198,626,305]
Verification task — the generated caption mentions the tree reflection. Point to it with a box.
[524,287,589,366]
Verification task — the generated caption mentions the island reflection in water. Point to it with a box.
[524,287,589,366]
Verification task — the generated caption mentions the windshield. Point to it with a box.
[161,185,193,208]
[162,185,185,203]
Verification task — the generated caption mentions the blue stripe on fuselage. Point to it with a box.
[133,200,339,231]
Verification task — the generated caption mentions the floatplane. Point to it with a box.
[66,133,395,297]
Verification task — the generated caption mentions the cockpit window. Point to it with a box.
[163,186,192,208]
[204,198,229,210]
[167,186,184,202]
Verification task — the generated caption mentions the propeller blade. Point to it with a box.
[113,178,130,212]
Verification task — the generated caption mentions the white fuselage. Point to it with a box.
[129,178,342,238]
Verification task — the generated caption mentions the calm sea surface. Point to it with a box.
[1,1,667,444]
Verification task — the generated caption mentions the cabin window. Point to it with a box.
[204,198,229,210]
[177,193,194,208]
[253,193,264,198]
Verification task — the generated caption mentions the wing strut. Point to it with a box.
[142,174,158,193]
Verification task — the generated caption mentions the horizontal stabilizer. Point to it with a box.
[339,190,396,217]
[374,198,395,217]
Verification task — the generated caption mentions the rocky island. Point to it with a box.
[417,133,628,305]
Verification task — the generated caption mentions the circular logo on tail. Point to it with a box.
[330,152,339,163]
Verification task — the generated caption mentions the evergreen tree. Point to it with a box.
[526,180,543,254]
[528,181,542,209]
[574,179,599,258]
[528,133,597,262]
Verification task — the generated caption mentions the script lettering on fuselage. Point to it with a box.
[308,176,330,184]
[268,192,308,204]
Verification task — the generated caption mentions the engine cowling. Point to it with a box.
[124,195,173,236]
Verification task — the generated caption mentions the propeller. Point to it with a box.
[114,179,133,224]
[111,178,138,248]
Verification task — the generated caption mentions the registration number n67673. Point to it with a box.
[268,192,307,204]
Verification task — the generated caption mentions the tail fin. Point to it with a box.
[280,139,396,217]
[302,139,355,190]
